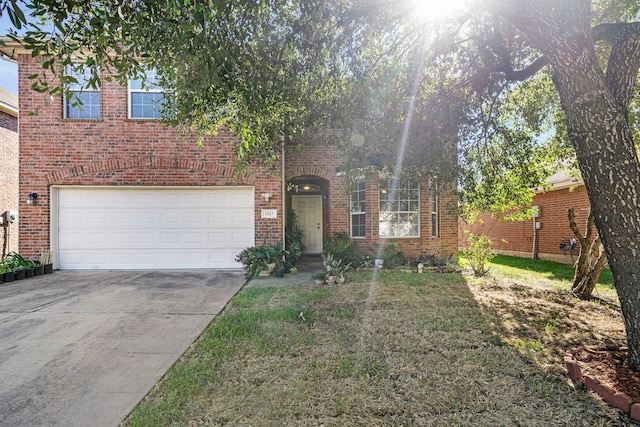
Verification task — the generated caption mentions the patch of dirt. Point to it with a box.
[571,346,640,403]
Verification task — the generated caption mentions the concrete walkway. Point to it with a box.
[0,270,245,427]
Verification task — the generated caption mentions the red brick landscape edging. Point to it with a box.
[565,346,640,421]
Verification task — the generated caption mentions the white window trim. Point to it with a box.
[63,65,100,120]
[128,69,165,119]
[431,193,439,238]
[350,179,366,239]
[379,178,420,239]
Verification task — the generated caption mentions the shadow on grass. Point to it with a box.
[486,254,613,289]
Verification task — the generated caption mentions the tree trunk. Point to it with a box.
[568,208,608,300]
[549,45,640,369]
[493,0,640,369]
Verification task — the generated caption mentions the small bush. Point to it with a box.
[323,232,359,266]
[465,233,495,277]
[381,244,405,269]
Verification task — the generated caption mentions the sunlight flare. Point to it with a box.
[405,0,472,21]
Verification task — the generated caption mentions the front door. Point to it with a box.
[292,195,323,254]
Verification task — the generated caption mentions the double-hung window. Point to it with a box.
[431,192,438,238]
[379,179,420,238]
[350,179,366,238]
[64,65,100,119]
[129,69,166,119]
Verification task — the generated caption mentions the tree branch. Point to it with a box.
[593,22,640,110]
[467,53,549,91]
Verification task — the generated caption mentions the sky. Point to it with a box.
[0,12,19,94]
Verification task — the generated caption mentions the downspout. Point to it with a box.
[281,134,286,251]
[532,216,538,260]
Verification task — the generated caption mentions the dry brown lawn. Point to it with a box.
[123,270,634,426]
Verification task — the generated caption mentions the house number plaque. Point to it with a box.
[261,209,278,219]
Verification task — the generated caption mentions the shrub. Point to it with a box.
[381,244,405,269]
[322,232,359,266]
[465,233,495,277]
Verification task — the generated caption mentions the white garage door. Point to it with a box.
[55,187,255,269]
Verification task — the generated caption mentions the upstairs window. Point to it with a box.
[129,69,167,119]
[350,179,366,238]
[379,179,420,238]
[64,66,100,119]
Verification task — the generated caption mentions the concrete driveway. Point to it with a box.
[0,270,245,427]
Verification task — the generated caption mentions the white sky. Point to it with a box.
[0,12,18,94]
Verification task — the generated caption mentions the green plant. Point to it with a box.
[235,245,279,282]
[2,252,36,272]
[285,211,305,264]
[380,244,405,269]
[464,233,495,277]
[322,232,358,266]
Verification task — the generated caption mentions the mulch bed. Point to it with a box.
[566,345,640,420]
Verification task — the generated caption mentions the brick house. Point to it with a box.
[459,169,591,264]
[2,44,457,270]
[0,86,19,258]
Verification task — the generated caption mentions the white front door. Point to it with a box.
[292,195,323,254]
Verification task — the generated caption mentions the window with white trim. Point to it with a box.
[64,65,100,119]
[431,192,438,238]
[379,179,420,238]
[350,179,366,238]
[129,69,167,119]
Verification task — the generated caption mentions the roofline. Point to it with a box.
[532,179,583,193]
[0,101,18,117]
[0,38,30,57]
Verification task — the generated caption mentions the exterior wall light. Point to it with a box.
[27,193,38,205]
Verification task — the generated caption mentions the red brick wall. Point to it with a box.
[17,55,282,260]
[459,185,592,263]
[285,142,458,259]
[0,109,19,257]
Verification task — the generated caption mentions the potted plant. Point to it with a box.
[235,244,279,282]
[41,250,53,274]
[274,243,289,278]
[1,252,36,281]
[334,261,352,284]
[327,253,351,283]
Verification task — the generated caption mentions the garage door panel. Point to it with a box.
[57,187,255,269]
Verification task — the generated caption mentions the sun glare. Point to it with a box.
[406,0,472,22]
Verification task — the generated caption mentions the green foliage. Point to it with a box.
[0,252,37,273]
[235,244,281,282]
[464,233,495,277]
[324,253,352,277]
[380,243,405,269]
[322,233,359,266]
[285,211,305,264]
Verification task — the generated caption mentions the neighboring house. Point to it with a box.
[2,43,457,270]
[0,85,19,258]
[459,169,592,264]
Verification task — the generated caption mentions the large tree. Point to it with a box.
[465,0,640,368]
[4,0,640,369]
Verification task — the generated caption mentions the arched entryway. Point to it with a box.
[287,176,328,255]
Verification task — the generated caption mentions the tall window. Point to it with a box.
[64,65,100,119]
[431,192,438,238]
[129,69,167,119]
[350,179,366,238]
[379,179,419,238]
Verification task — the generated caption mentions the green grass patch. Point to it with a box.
[122,267,624,426]
[460,253,614,290]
